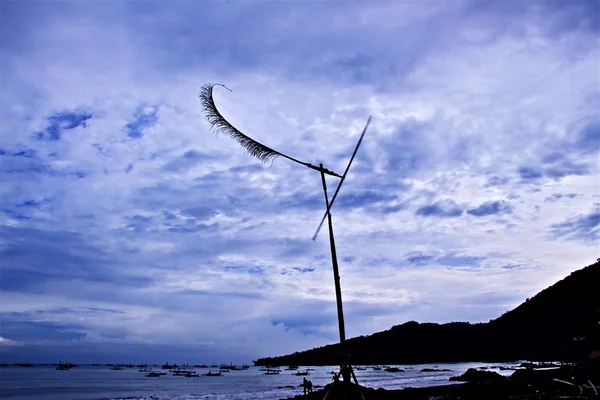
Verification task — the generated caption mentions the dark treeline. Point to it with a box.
[255,261,599,366]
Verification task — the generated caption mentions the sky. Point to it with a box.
[0,0,598,364]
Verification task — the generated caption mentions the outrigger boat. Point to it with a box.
[205,370,222,376]
[264,367,281,375]
[294,369,310,376]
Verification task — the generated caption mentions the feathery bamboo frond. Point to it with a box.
[199,83,282,164]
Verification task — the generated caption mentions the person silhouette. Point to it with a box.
[307,379,313,393]
[303,377,308,395]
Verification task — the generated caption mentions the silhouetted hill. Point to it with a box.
[255,261,600,366]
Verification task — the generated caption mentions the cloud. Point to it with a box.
[125,106,158,139]
[0,0,598,363]
[550,208,600,243]
[517,166,543,181]
[467,200,512,217]
[416,200,463,218]
[33,110,93,141]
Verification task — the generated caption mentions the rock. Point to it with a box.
[449,368,506,382]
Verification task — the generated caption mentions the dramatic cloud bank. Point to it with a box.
[0,1,598,363]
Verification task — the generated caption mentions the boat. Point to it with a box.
[56,363,70,370]
[111,365,124,370]
[145,371,161,377]
[193,363,208,368]
[265,368,281,375]
[16,362,33,367]
[219,368,230,373]
[210,364,218,368]
[0,362,8,367]
[294,369,310,376]
[185,371,200,377]
[286,365,299,370]
[136,363,147,368]
[162,362,178,369]
[171,365,195,376]
[205,370,222,376]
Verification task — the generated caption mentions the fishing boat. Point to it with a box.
[171,365,195,376]
[193,363,208,368]
[162,362,177,369]
[16,362,33,367]
[264,368,281,375]
[145,370,161,377]
[185,371,200,377]
[56,362,71,370]
[286,365,299,370]
[219,368,230,373]
[294,369,310,376]
[205,370,222,376]
[210,364,218,368]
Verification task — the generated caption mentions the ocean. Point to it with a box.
[0,362,522,400]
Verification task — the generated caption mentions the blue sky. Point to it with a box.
[0,1,598,364]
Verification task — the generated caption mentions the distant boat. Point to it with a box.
[286,365,299,370]
[219,368,230,373]
[111,366,124,370]
[210,364,218,368]
[136,363,147,368]
[171,365,195,376]
[185,371,200,377]
[56,364,70,371]
[16,362,33,367]
[205,370,222,376]
[264,368,281,375]
[56,361,77,370]
[193,363,208,368]
[145,371,161,377]
[0,362,8,367]
[162,362,178,369]
[294,369,309,376]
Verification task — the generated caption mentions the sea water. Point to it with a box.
[0,362,522,400]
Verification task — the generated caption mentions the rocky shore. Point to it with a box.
[282,359,600,400]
